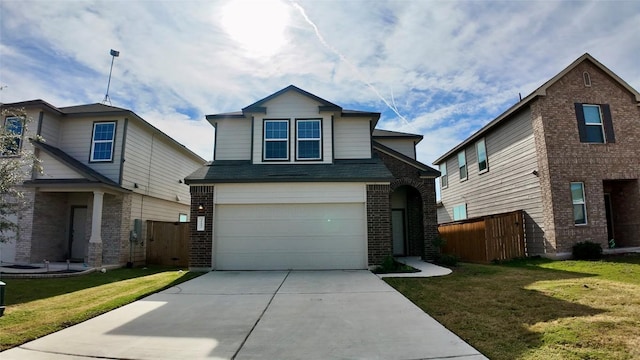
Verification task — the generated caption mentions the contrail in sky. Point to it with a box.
[290,1,413,128]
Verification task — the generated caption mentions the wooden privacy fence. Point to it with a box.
[438,210,526,263]
[146,221,190,267]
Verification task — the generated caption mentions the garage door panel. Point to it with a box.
[215,203,366,270]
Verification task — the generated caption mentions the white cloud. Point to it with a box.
[1,0,639,163]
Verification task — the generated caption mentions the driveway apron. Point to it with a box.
[2,270,486,360]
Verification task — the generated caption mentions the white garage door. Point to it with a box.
[215,203,367,270]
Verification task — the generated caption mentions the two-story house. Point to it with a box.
[434,53,640,258]
[0,100,205,267]
[185,85,440,270]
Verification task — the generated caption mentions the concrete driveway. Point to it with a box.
[3,270,486,360]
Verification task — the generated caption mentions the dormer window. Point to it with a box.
[296,119,321,160]
[263,119,289,160]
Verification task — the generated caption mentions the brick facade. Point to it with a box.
[366,184,391,266]
[533,60,640,254]
[30,192,67,262]
[376,149,439,260]
[189,185,214,269]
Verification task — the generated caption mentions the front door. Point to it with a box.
[392,209,406,256]
[70,207,88,261]
[604,193,614,248]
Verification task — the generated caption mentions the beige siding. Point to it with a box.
[58,116,124,183]
[38,112,61,146]
[439,107,545,254]
[250,91,333,164]
[215,182,367,204]
[375,138,416,159]
[122,120,201,205]
[214,118,251,160]
[36,152,85,179]
[333,118,372,159]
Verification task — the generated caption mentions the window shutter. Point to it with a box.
[601,104,615,143]
[574,103,587,142]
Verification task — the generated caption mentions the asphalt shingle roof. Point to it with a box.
[185,156,394,184]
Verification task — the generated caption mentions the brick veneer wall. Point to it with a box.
[375,150,439,260]
[31,192,67,262]
[367,184,391,266]
[15,187,35,263]
[101,193,132,265]
[532,60,640,253]
[189,185,214,269]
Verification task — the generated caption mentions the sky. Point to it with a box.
[1,0,639,169]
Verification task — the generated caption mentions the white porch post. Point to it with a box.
[88,191,104,267]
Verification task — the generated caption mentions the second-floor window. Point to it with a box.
[453,203,467,221]
[296,119,321,160]
[476,138,488,173]
[458,150,467,181]
[90,122,116,162]
[2,116,24,157]
[440,162,448,189]
[575,103,615,144]
[264,120,289,160]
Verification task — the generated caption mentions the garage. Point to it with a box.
[214,203,367,270]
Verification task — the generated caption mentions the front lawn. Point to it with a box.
[0,266,203,351]
[386,254,640,360]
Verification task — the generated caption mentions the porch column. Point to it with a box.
[87,191,104,267]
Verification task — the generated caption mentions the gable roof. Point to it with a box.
[433,53,640,165]
[206,85,381,127]
[2,100,205,163]
[26,140,127,192]
[372,140,440,178]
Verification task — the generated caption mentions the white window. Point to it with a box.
[571,182,587,225]
[439,162,448,189]
[453,203,467,221]
[90,122,116,162]
[581,105,605,143]
[476,138,488,173]
[2,116,24,157]
[458,150,467,181]
[296,119,321,160]
[179,213,188,222]
[263,120,289,160]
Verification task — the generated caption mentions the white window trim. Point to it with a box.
[476,138,488,174]
[263,119,289,161]
[458,150,467,181]
[582,104,606,144]
[453,203,467,221]
[440,162,448,189]
[90,121,116,162]
[295,119,322,160]
[2,116,25,157]
[571,182,588,226]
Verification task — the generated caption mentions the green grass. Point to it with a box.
[0,266,203,351]
[386,254,640,360]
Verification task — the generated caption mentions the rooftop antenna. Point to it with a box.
[102,49,120,105]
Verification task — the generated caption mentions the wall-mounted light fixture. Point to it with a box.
[532,170,539,177]
[178,179,183,183]
[197,203,205,212]
[134,183,139,188]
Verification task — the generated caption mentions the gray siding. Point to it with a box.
[214,118,251,160]
[58,115,124,183]
[375,138,416,159]
[438,107,545,255]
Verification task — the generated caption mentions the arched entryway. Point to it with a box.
[390,184,424,257]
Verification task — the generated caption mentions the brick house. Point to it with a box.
[185,85,440,270]
[0,100,205,267]
[434,53,640,258]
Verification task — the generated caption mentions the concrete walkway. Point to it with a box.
[3,270,486,360]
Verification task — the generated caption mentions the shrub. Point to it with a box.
[572,241,603,260]
[434,253,459,267]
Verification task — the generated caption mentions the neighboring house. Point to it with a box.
[433,53,640,258]
[0,100,205,267]
[185,85,440,270]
